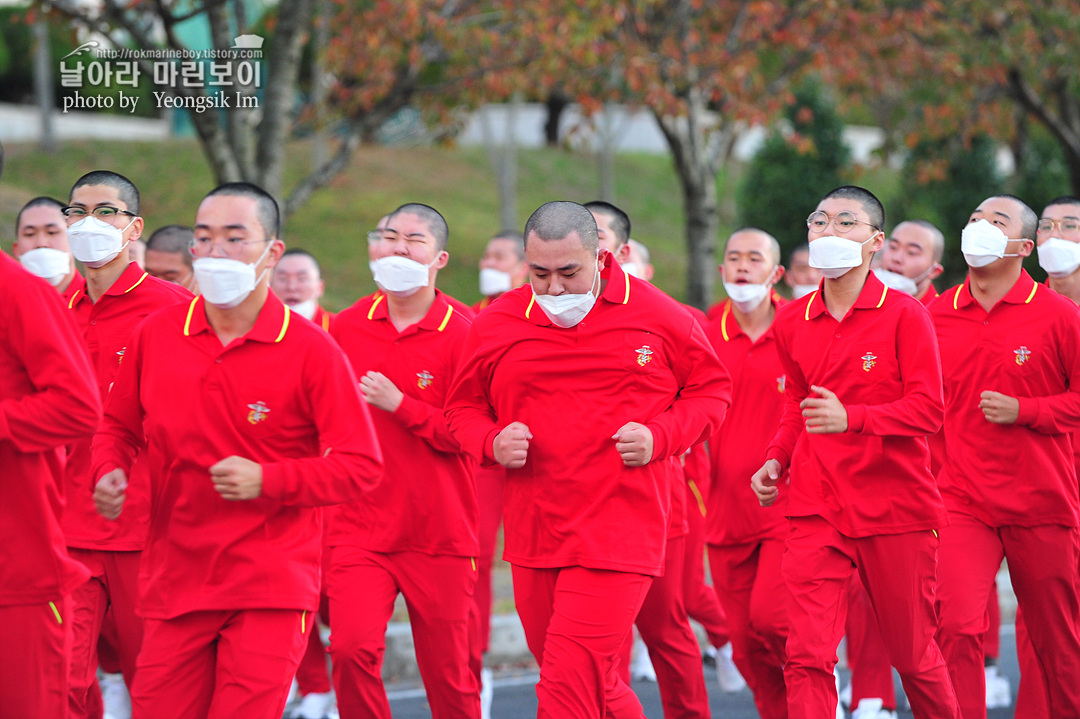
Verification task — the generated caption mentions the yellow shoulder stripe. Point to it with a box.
[367,293,385,320]
[952,284,963,310]
[437,305,454,331]
[720,302,731,342]
[1025,282,1038,304]
[68,290,80,309]
[876,284,888,308]
[182,298,198,336]
[622,270,631,304]
[124,272,149,293]
[525,294,536,319]
[804,291,818,321]
[275,307,291,343]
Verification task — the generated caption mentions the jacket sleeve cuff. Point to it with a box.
[260,463,284,500]
[482,427,502,466]
[765,446,790,472]
[647,422,670,462]
[846,404,867,433]
[1015,397,1039,426]
[392,394,423,427]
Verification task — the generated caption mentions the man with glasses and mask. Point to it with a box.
[91,182,384,719]
[1010,195,1080,719]
[446,201,731,719]
[752,185,960,719]
[328,203,481,719]
[930,195,1080,719]
[58,170,193,719]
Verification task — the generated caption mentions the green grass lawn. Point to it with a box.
[0,139,763,310]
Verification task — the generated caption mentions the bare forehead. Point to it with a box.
[19,205,66,227]
[196,194,259,226]
[526,232,591,261]
[726,230,771,254]
[70,184,125,208]
[1042,203,1080,218]
[891,222,933,248]
[815,197,867,220]
[276,254,318,274]
[387,212,432,235]
[975,196,1020,218]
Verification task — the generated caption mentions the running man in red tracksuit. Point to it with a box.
[930,194,1080,719]
[751,185,961,719]
[705,228,791,719]
[92,183,384,719]
[328,203,481,719]
[446,201,731,719]
[0,250,100,718]
[60,170,193,719]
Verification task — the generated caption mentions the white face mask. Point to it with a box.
[723,280,772,312]
[479,267,512,296]
[19,247,72,286]
[621,262,643,279]
[289,297,318,320]
[873,268,919,296]
[1038,238,1080,278]
[68,215,134,268]
[791,283,818,299]
[961,219,1019,268]
[371,255,436,297]
[193,240,274,309]
[531,251,600,328]
[808,235,875,279]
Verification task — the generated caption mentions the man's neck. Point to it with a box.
[968,261,1023,313]
[914,280,935,302]
[85,255,131,303]
[56,270,78,295]
[386,285,436,333]
[1048,269,1080,305]
[821,266,870,321]
[205,283,269,346]
[731,295,776,342]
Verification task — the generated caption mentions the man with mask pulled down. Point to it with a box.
[704,228,792,719]
[92,182,384,719]
[474,230,528,312]
[874,220,945,305]
[59,171,193,719]
[929,195,1080,719]
[272,249,334,331]
[328,203,482,719]
[752,185,961,719]
[446,201,732,719]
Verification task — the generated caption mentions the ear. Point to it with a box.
[264,239,286,270]
[868,230,885,253]
[597,249,609,273]
[1017,238,1035,258]
[929,263,944,281]
[433,249,449,270]
[127,216,145,242]
[770,265,786,285]
[616,242,631,264]
[643,264,655,282]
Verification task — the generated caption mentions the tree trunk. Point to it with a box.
[654,98,724,310]
[598,103,617,202]
[544,90,569,147]
[33,16,57,153]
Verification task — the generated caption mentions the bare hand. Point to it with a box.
[613,422,654,467]
[979,390,1020,424]
[493,422,532,469]
[359,371,404,412]
[94,469,128,520]
[750,459,782,507]
[210,456,264,501]
[801,385,848,434]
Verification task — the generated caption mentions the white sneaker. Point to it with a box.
[100,672,131,719]
[851,697,898,719]
[289,691,335,719]
[630,639,657,682]
[480,667,493,719]
[985,665,1012,709]
[716,642,747,693]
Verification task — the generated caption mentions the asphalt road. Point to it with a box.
[387,626,1022,718]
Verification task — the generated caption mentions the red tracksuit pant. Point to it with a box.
[0,597,72,718]
[936,513,1080,719]
[513,564,652,719]
[132,608,309,719]
[475,465,505,653]
[709,538,789,719]
[616,535,711,719]
[683,481,729,649]
[293,590,332,696]
[783,516,960,719]
[327,546,480,719]
[67,548,143,719]
[845,575,896,711]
